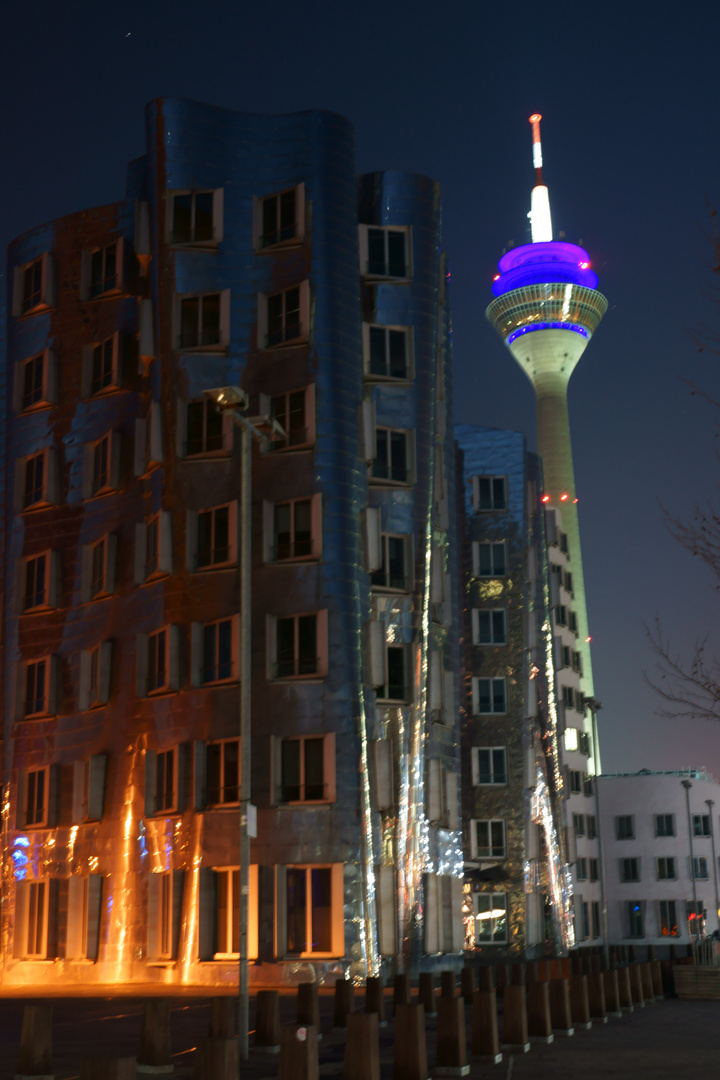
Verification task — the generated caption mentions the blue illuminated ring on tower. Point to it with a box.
[486,283,608,342]
[507,322,588,346]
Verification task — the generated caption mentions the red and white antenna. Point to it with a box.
[528,113,553,243]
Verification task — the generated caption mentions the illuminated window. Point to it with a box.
[377,644,410,703]
[472,747,507,786]
[657,857,675,880]
[693,814,711,837]
[473,475,507,512]
[363,324,412,380]
[659,899,678,937]
[620,858,640,883]
[371,534,410,591]
[179,292,226,349]
[268,387,314,449]
[473,819,506,859]
[686,899,705,935]
[625,900,644,938]
[26,881,49,958]
[185,399,226,456]
[170,190,222,245]
[615,815,635,840]
[655,814,675,837]
[359,226,411,279]
[692,857,709,880]
[279,735,333,803]
[473,677,507,715]
[214,868,240,955]
[206,739,240,806]
[474,892,507,943]
[254,185,305,250]
[14,254,53,316]
[473,608,507,646]
[473,541,507,578]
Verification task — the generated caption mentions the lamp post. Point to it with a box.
[706,798,719,935]
[681,779,699,947]
[204,386,285,1063]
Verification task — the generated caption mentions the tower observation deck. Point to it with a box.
[486,114,607,707]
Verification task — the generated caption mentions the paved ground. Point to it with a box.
[0,989,718,1079]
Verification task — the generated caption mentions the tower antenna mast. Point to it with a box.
[528,113,553,243]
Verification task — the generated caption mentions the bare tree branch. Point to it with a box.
[645,616,720,723]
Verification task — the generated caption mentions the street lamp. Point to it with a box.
[681,779,699,948]
[204,387,285,1063]
[706,799,719,935]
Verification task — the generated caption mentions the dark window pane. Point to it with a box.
[478,478,492,510]
[369,327,387,375]
[203,624,216,683]
[216,870,229,953]
[388,330,407,377]
[200,294,220,346]
[206,744,221,805]
[194,192,214,242]
[390,432,407,482]
[262,196,277,246]
[304,738,325,800]
[279,190,296,241]
[172,194,192,243]
[387,231,406,277]
[214,507,229,562]
[180,297,199,348]
[373,433,389,479]
[386,647,405,699]
[492,477,506,510]
[281,740,301,802]
[197,511,213,567]
[276,617,295,677]
[286,868,307,953]
[274,503,292,560]
[224,741,239,802]
[297,615,317,674]
[294,500,312,557]
[310,868,332,952]
[284,288,300,340]
[267,293,284,345]
[387,536,405,588]
[367,229,386,275]
[206,403,223,452]
[287,391,306,444]
[217,620,233,679]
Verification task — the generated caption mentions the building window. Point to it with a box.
[573,812,585,837]
[83,534,117,601]
[23,658,55,717]
[214,868,240,955]
[370,534,410,590]
[473,819,506,859]
[279,736,333,803]
[569,769,582,794]
[370,428,413,484]
[587,815,597,840]
[472,747,507,786]
[564,570,574,594]
[378,645,410,703]
[15,254,53,316]
[583,774,593,796]
[273,613,323,679]
[24,768,48,827]
[574,653,584,677]
[26,881,49,958]
[686,900,706,935]
[22,450,50,509]
[474,892,507,943]
[473,609,507,646]
[363,324,412,380]
[197,505,233,568]
[170,190,221,245]
[360,226,410,278]
[273,499,313,561]
[255,185,304,250]
[576,857,588,881]
[85,432,121,498]
[474,476,507,512]
[86,335,120,395]
[206,740,240,806]
[568,611,578,633]
[657,857,676,880]
[201,619,236,684]
[80,642,112,709]
[21,552,57,612]
[692,857,709,880]
[137,625,181,695]
[620,858,640,883]
[87,242,121,298]
[473,677,507,715]
[473,541,507,578]
[555,605,568,628]
[560,532,569,555]
[284,866,336,955]
[615,815,634,840]
[135,512,173,583]
[592,901,601,939]
[268,388,314,449]
[147,629,168,693]
[590,858,599,882]
[658,899,678,937]
[155,749,176,814]
[655,814,675,837]
[582,902,590,940]
[258,281,310,348]
[179,292,226,349]
[184,399,227,457]
[17,351,54,411]
[625,901,644,938]
[693,814,711,836]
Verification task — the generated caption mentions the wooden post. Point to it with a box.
[602,969,622,1017]
[80,1059,136,1080]
[208,998,237,1039]
[569,975,592,1030]
[394,973,412,1016]
[193,1040,238,1080]
[418,972,437,1015]
[343,1013,380,1080]
[394,1004,428,1080]
[510,962,526,986]
[333,978,355,1029]
[527,981,553,1044]
[365,976,387,1025]
[502,984,530,1053]
[640,962,655,1003]
[617,966,634,1011]
[17,1004,53,1078]
[436,997,469,1076]
[298,982,321,1029]
[440,970,457,998]
[470,990,502,1064]
[477,966,494,992]
[255,990,281,1050]
[460,966,476,1004]
[549,978,574,1036]
[587,971,608,1023]
[138,1000,173,1074]
[494,963,509,998]
[650,959,664,999]
[629,965,646,1008]
[279,1024,319,1080]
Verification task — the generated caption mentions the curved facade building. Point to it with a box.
[2,100,461,986]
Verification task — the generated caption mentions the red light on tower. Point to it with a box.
[560,493,568,501]
[541,494,550,503]
[493,274,500,281]
[573,497,579,504]
[585,636,592,643]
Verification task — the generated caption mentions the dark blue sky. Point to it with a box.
[4,0,720,774]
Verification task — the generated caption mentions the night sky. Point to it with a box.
[3,0,720,776]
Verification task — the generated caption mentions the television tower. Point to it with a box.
[486,114,608,706]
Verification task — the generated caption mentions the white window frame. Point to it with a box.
[472,475,508,512]
[693,813,712,837]
[14,349,56,412]
[471,746,507,786]
[175,289,230,351]
[253,184,306,251]
[137,625,180,696]
[167,188,224,246]
[135,511,173,583]
[193,616,238,686]
[81,532,118,602]
[257,280,311,349]
[358,225,412,280]
[370,532,412,591]
[13,252,54,317]
[260,384,316,451]
[66,875,103,960]
[472,676,507,716]
[369,427,415,486]
[472,818,506,860]
[82,333,121,397]
[188,502,238,571]
[472,608,507,646]
[147,870,184,961]
[19,766,50,827]
[472,540,507,578]
[79,642,112,710]
[83,431,122,499]
[18,880,50,959]
[18,550,60,613]
[376,643,411,704]
[692,856,709,880]
[263,494,321,564]
[275,733,336,805]
[17,448,58,511]
[362,323,413,381]
[82,239,124,300]
[71,755,107,823]
[145,746,183,816]
[19,656,58,719]
[268,610,328,680]
[276,863,344,958]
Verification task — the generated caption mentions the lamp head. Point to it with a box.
[203,385,248,411]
